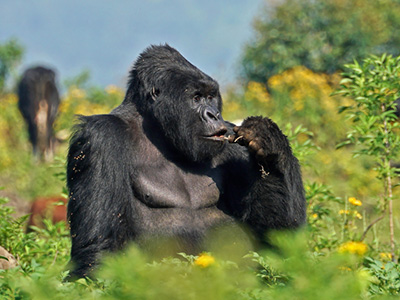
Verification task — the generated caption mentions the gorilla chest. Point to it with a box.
[133,161,222,209]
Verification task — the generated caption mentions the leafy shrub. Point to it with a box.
[337,54,400,259]
[366,257,400,296]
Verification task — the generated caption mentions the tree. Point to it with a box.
[241,0,400,84]
[0,39,24,93]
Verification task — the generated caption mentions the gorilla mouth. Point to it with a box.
[202,128,228,142]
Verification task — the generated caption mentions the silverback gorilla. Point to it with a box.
[18,66,60,161]
[67,45,306,278]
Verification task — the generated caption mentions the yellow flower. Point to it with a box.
[379,252,392,261]
[194,253,215,268]
[338,241,368,256]
[354,212,363,220]
[339,209,350,215]
[69,87,86,99]
[312,213,318,219]
[2,93,18,105]
[244,82,270,103]
[348,197,362,206]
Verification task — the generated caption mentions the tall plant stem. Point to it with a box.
[387,175,395,261]
[359,211,385,242]
[384,163,395,261]
[383,109,396,261]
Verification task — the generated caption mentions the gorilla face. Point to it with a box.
[152,74,228,162]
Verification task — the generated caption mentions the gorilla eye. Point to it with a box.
[207,95,213,101]
[193,95,201,102]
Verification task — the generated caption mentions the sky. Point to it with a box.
[0,0,264,90]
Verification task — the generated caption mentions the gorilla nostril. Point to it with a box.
[203,107,220,122]
[206,111,217,120]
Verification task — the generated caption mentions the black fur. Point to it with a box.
[67,44,306,278]
[18,66,60,161]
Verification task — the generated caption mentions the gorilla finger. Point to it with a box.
[248,140,261,152]
[256,148,265,158]
[240,129,257,142]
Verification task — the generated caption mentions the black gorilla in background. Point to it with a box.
[18,66,60,161]
[67,44,306,278]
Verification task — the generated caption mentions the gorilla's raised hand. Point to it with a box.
[228,116,291,174]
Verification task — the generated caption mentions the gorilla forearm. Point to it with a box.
[245,165,306,234]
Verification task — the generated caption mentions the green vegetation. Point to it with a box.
[0,39,24,93]
[241,0,400,83]
[337,54,400,258]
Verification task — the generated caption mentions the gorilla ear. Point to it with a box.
[151,87,160,101]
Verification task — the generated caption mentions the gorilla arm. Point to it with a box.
[227,116,306,238]
[67,115,136,278]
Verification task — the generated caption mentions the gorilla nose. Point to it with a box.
[202,106,223,123]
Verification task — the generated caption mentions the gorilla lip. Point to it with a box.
[203,128,228,141]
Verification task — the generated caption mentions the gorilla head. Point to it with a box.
[125,45,228,162]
